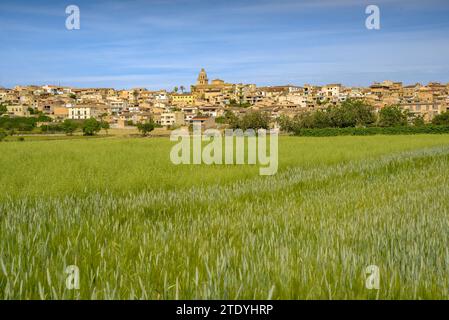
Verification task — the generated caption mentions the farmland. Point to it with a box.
[1,135,449,299]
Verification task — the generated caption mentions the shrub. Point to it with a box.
[412,115,425,127]
[0,129,7,141]
[432,111,449,126]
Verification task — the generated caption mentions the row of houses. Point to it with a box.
[1,71,449,126]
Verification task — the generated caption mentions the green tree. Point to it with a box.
[27,107,37,115]
[312,109,332,128]
[329,99,376,128]
[137,121,155,136]
[216,110,239,126]
[98,113,109,134]
[0,103,7,115]
[133,90,139,100]
[279,112,316,131]
[432,111,449,126]
[61,119,78,136]
[0,129,7,141]
[228,99,238,107]
[82,118,102,136]
[233,111,270,131]
[173,87,179,93]
[278,115,297,132]
[37,113,52,122]
[101,121,110,135]
[378,105,408,127]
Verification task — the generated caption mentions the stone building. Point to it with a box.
[191,69,234,103]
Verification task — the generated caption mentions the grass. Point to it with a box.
[3,134,108,142]
[1,134,449,299]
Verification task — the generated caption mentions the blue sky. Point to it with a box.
[1,0,449,90]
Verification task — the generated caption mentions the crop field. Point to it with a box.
[1,135,449,299]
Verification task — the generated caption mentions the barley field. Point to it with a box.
[1,135,449,299]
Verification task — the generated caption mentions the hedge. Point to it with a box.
[0,117,37,131]
[294,125,449,137]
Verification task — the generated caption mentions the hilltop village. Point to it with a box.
[1,69,449,130]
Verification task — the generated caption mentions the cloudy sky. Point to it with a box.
[0,0,448,89]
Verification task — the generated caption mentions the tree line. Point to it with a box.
[278,99,449,133]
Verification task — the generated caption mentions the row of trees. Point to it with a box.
[217,110,271,131]
[64,118,110,136]
[217,100,449,133]
[279,99,449,132]
[38,119,110,136]
[0,117,158,140]
[1,114,157,139]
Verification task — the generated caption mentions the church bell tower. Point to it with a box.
[197,68,209,86]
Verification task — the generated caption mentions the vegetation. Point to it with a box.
[100,121,110,135]
[27,107,38,115]
[1,135,449,299]
[40,123,64,134]
[230,111,270,131]
[280,100,449,135]
[412,115,426,127]
[215,110,239,125]
[328,99,377,127]
[61,119,79,136]
[0,103,7,115]
[0,128,7,141]
[82,118,102,136]
[432,111,449,126]
[295,125,449,136]
[279,99,377,131]
[378,105,409,127]
[137,121,156,136]
[0,116,37,131]
[228,99,251,108]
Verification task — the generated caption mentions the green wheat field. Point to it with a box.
[1,134,449,300]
